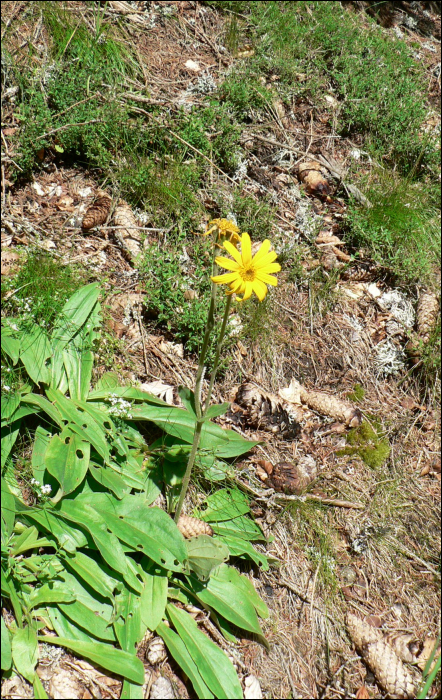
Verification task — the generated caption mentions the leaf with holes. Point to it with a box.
[139,566,168,631]
[44,428,90,495]
[19,324,52,385]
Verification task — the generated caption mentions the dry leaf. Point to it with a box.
[355,687,371,699]
[113,202,141,259]
[82,194,112,231]
[139,381,175,405]
[159,340,184,359]
[177,515,213,539]
[244,675,263,699]
[48,669,84,699]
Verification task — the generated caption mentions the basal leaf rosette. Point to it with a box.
[211,232,281,301]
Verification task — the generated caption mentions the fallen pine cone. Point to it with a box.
[264,456,317,494]
[416,291,439,342]
[177,515,213,539]
[82,193,112,231]
[234,383,302,438]
[280,379,362,427]
[113,202,142,259]
[347,613,418,699]
[298,161,330,197]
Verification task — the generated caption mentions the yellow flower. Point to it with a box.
[211,232,281,302]
[204,218,240,245]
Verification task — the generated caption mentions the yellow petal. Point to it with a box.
[223,240,243,265]
[242,281,253,300]
[256,271,278,286]
[253,279,268,301]
[258,262,281,274]
[211,272,239,284]
[252,240,271,263]
[241,232,252,265]
[254,251,279,268]
[214,256,240,272]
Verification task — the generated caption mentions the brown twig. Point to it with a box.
[273,493,365,509]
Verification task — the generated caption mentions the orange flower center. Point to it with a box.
[240,266,255,281]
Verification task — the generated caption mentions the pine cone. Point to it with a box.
[347,614,418,699]
[147,636,167,665]
[234,383,301,438]
[268,456,317,494]
[300,387,362,427]
[150,676,176,699]
[113,202,141,259]
[416,292,439,341]
[82,194,112,230]
[298,161,330,197]
[177,515,213,539]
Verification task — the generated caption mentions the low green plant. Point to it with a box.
[346,384,365,403]
[2,221,281,696]
[338,421,391,469]
[417,635,441,700]
[346,168,441,284]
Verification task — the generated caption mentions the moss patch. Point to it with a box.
[338,421,391,469]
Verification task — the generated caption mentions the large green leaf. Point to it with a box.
[47,606,95,642]
[186,565,264,637]
[1,392,21,422]
[130,404,257,458]
[57,500,142,591]
[23,506,88,553]
[1,404,40,428]
[166,605,243,699]
[63,349,94,402]
[198,488,251,521]
[88,386,168,404]
[1,332,20,365]
[45,388,109,462]
[114,587,145,653]
[139,566,168,631]
[1,616,12,671]
[158,621,214,699]
[44,428,90,495]
[186,536,230,582]
[38,635,145,684]
[12,626,38,683]
[219,535,269,570]
[85,495,187,572]
[212,565,269,620]
[62,551,118,600]
[9,526,52,556]
[19,324,51,385]
[50,283,100,351]
[209,517,267,542]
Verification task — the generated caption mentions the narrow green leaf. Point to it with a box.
[45,428,90,494]
[178,386,198,416]
[24,506,88,553]
[158,622,214,699]
[28,584,75,611]
[19,325,51,385]
[62,551,117,600]
[1,421,21,468]
[63,348,94,401]
[12,626,38,682]
[166,605,243,699]
[94,371,120,391]
[33,673,49,699]
[139,568,168,631]
[205,403,230,420]
[10,526,40,556]
[121,680,144,699]
[51,283,100,351]
[38,635,145,684]
[47,606,94,642]
[21,393,63,427]
[1,477,16,539]
[31,426,52,484]
[1,616,12,671]
[209,517,267,542]
[88,386,168,404]
[113,588,144,652]
[212,565,269,620]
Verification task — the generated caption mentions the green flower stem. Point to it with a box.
[203,293,232,415]
[174,229,221,522]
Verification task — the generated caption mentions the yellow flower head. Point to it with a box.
[205,218,240,245]
[211,232,281,302]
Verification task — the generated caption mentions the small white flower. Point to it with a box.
[31,478,40,486]
[3,385,11,392]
